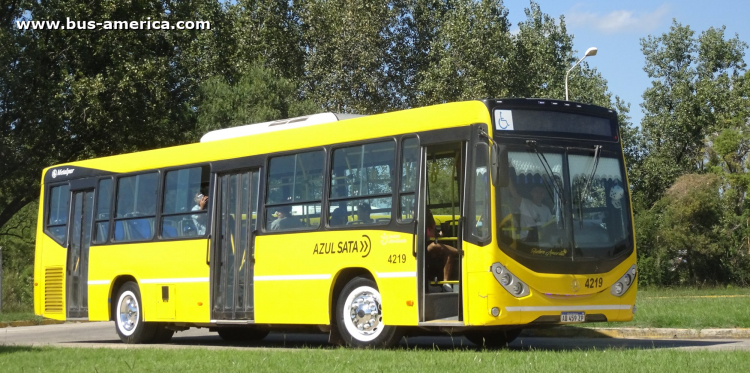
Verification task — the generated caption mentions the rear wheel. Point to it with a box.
[336,277,401,348]
[217,327,270,342]
[465,328,522,348]
[114,282,157,344]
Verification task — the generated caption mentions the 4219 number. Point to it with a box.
[387,254,407,264]
[585,277,603,288]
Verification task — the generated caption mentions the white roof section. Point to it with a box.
[200,113,365,143]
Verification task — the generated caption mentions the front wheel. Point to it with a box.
[336,277,401,348]
[465,328,522,348]
[114,281,157,343]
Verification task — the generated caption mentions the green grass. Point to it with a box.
[0,346,748,373]
[0,311,42,323]
[591,287,750,329]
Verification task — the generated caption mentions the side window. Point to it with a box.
[266,150,324,231]
[113,173,158,242]
[161,166,210,238]
[329,141,395,227]
[399,138,419,223]
[47,184,70,244]
[93,178,112,243]
[473,143,491,241]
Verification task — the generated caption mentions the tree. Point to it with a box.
[195,64,318,134]
[413,0,512,105]
[298,0,402,113]
[635,20,748,206]
[0,1,225,230]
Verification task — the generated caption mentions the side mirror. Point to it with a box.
[491,144,509,187]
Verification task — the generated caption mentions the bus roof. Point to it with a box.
[200,113,366,143]
[40,100,492,182]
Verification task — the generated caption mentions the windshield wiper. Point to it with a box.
[578,145,602,228]
[526,140,566,206]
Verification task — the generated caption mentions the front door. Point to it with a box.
[420,142,465,322]
[211,170,260,320]
[67,190,94,319]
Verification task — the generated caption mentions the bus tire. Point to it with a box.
[336,277,401,348]
[151,324,175,343]
[465,328,522,348]
[217,327,270,342]
[114,281,157,344]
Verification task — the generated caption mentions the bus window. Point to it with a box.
[473,143,491,241]
[329,141,395,226]
[266,150,324,231]
[93,178,112,243]
[399,137,418,222]
[162,166,210,238]
[114,173,158,242]
[47,184,70,244]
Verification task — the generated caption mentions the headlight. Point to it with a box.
[613,282,624,295]
[491,263,530,298]
[500,273,512,286]
[512,282,524,295]
[610,265,636,297]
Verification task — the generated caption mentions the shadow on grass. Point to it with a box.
[66,331,739,352]
[0,346,38,354]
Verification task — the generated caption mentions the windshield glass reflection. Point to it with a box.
[498,150,631,260]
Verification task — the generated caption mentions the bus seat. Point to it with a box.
[130,219,152,240]
[114,222,125,241]
[162,222,178,238]
[180,218,197,236]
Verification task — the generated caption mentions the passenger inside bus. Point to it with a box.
[356,203,374,224]
[192,191,208,235]
[270,206,302,230]
[426,210,459,292]
[330,206,348,227]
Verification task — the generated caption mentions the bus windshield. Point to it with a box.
[497,148,632,262]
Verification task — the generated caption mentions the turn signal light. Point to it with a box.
[197,302,203,306]
[406,300,414,307]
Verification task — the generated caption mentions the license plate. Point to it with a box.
[560,312,585,323]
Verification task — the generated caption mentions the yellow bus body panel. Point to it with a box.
[87,240,211,322]
[254,230,418,326]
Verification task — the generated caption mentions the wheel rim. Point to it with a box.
[117,290,139,336]
[343,285,384,342]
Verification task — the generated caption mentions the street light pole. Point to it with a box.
[565,47,598,101]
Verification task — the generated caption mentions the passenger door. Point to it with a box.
[211,170,260,320]
[66,189,94,319]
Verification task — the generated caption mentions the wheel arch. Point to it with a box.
[329,267,375,325]
[108,275,138,321]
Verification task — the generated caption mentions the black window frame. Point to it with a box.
[159,165,211,240]
[92,177,113,244]
[470,141,492,243]
[327,139,397,228]
[111,171,161,243]
[263,148,327,233]
[398,136,419,224]
[44,182,71,246]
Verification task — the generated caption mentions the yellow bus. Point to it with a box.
[34,99,636,347]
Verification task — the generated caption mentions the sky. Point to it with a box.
[504,0,750,126]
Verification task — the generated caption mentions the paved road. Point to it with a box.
[2,322,750,351]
